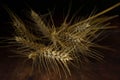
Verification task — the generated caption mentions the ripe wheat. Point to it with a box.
[2,2,120,79]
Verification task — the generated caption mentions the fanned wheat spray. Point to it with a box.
[2,2,120,79]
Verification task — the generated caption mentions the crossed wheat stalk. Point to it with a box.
[2,2,120,78]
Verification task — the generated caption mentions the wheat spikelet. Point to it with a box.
[59,16,118,57]
[41,3,120,62]
[30,10,51,38]
[13,35,73,78]
[14,36,73,78]
[15,36,43,50]
[28,46,72,77]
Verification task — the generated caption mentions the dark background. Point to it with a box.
[0,0,120,80]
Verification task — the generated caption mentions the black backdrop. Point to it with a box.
[0,0,120,80]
